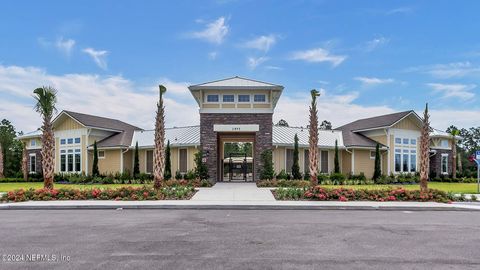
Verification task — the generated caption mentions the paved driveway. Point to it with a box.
[192,183,275,201]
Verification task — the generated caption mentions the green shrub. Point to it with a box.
[184,170,196,180]
[330,173,346,184]
[276,169,288,180]
[175,171,183,180]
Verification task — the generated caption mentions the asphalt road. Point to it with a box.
[0,209,479,270]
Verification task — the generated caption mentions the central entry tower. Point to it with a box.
[188,76,283,182]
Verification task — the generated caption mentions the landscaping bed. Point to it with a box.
[1,185,197,202]
[272,186,474,203]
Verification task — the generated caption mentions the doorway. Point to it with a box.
[218,134,255,182]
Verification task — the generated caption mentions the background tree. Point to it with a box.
[334,139,340,173]
[308,89,320,185]
[0,143,3,178]
[92,141,100,177]
[292,134,301,179]
[0,119,23,178]
[33,86,57,189]
[419,103,430,192]
[164,140,172,180]
[450,128,460,178]
[194,151,209,180]
[319,120,332,130]
[276,119,289,127]
[22,142,28,181]
[133,141,140,178]
[260,149,274,180]
[153,85,167,190]
[373,143,381,182]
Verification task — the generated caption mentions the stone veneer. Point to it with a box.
[27,149,43,174]
[200,113,273,182]
[429,149,453,177]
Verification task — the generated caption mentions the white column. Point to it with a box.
[387,128,391,175]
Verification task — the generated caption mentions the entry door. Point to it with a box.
[218,134,255,182]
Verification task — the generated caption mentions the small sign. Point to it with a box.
[476,150,480,161]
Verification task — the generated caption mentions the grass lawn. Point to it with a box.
[0,183,145,192]
[318,183,478,194]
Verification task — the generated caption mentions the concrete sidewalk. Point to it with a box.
[191,183,275,201]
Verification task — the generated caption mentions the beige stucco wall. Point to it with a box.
[136,146,197,175]
[98,149,122,175]
[392,115,421,130]
[342,150,352,175]
[123,150,133,174]
[353,149,375,179]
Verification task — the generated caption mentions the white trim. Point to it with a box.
[369,150,376,160]
[98,150,106,159]
[214,124,260,132]
[199,108,274,114]
[386,128,391,175]
[351,149,355,175]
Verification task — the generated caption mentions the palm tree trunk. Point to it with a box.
[42,118,55,189]
[22,143,28,181]
[309,90,320,186]
[153,85,166,190]
[0,143,4,178]
[419,104,430,193]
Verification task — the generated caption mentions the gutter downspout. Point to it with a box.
[85,128,91,176]
[121,148,129,174]
[385,128,391,175]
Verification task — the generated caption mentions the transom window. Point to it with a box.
[207,94,219,102]
[238,95,250,102]
[254,94,266,102]
[222,95,234,102]
[441,139,449,148]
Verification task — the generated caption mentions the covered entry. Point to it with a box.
[218,133,255,182]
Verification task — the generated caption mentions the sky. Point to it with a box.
[1,0,479,133]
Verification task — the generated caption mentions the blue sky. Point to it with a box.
[1,0,479,132]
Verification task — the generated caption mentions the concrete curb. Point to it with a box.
[0,203,477,211]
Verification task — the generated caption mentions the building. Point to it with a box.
[17,76,457,181]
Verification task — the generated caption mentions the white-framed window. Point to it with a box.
[29,153,36,173]
[238,95,250,102]
[179,148,188,173]
[441,154,448,174]
[394,137,417,173]
[206,94,219,103]
[74,137,81,144]
[60,148,82,173]
[60,139,66,145]
[30,139,36,147]
[222,94,234,102]
[98,150,105,159]
[370,150,376,159]
[320,150,328,173]
[67,138,73,144]
[441,139,449,148]
[253,94,266,103]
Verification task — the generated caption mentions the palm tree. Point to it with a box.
[419,103,430,193]
[33,86,57,189]
[22,142,28,181]
[309,89,321,186]
[0,142,4,178]
[153,85,167,190]
[450,128,460,179]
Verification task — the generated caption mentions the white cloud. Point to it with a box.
[265,65,283,70]
[244,34,277,52]
[426,83,476,100]
[247,56,268,70]
[0,65,198,132]
[290,48,347,67]
[82,48,108,70]
[365,36,389,51]
[429,109,480,131]
[355,76,394,86]
[55,37,75,56]
[407,62,480,79]
[189,17,229,44]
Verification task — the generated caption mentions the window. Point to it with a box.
[222,95,234,102]
[146,150,153,174]
[286,149,294,173]
[402,150,409,172]
[98,150,105,159]
[320,151,328,173]
[60,153,66,172]
[207,94,219,102]
[395,138,402,144]
[75,150,81,172]
[304,150,309,174]
[179,149,188,173]
[238,95,250,102]
[254,94,266,102]
[370,151,376,159]
[68,152,74,172]
[410,139,416,145]
[410,151,417,172]
[441,139,449,148]
[67,138,73,144]
[395,149,401,172]
[60,139,66,145]
[29,154,36,173]
[30,140,36,147]
[74,138,80,144]
[441,154,448,174]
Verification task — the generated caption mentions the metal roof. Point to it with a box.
[272,126,344,148]
[16,129,42,140]
[188,76,284,90]
[132,126,200,148]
